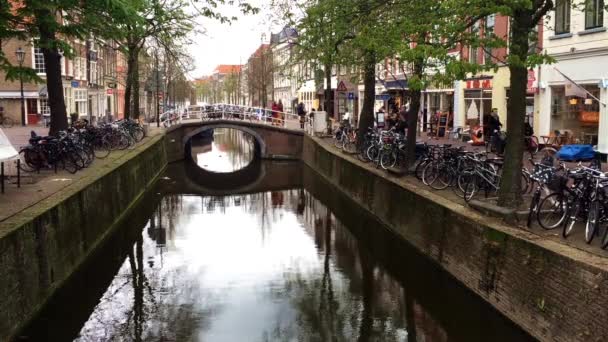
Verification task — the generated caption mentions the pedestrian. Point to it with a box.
[488,108,504,154]
[297,102,306,129]
[278,100,284,126]
[271,101,279,125]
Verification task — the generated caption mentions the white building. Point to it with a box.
[538,0,608,153]
[271,27,299,113]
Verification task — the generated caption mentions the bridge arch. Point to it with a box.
[183,123,268,160]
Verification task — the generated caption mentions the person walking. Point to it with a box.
[297,102,306,129]
[271,101,279,125]
[277,100,284,126]
[488,108,504,154]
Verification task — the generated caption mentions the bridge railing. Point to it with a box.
[161,103,303,130]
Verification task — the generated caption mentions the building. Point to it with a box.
[212,64,243,104]
[271,26,299,113]
[538,0,608,153]
[246,44,273,108]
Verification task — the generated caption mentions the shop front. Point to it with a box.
[539,57,608,153]
[463,76,493,130]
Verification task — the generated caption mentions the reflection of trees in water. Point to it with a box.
[75,196,221,341]
[261,192,408,341]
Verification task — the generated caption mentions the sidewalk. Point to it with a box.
[0,128,163,224]
[318,135,608,260]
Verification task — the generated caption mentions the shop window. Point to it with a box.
[555,0,571,34]
[585,0,604,29]
[550,85,599,143]
[464,89,492,129]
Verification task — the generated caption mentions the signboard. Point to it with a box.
[337,81,348,92]
[348,92,354,100]
[71,80,79,88]
[376,112,386,128]
[465,78,492,89]
[107,82,117,89]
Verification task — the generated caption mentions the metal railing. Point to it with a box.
[160,104,304,130]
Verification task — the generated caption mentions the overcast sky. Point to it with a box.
[187,0,281,78]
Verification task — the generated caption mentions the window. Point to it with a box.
[38,99,50,115]
[74,58,81,79]
[90,61,97,84]
[67,59,73,77]
[34,46,45,74]
[469,22,480,64]
[585,0,604,29]
[555,0,571,34]
[484,15,495,64]
[75,89,87,116]
[60,56,66,76]
[81,58,87,81]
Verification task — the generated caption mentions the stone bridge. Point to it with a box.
[159,160,303,196]
[164,120,304,163]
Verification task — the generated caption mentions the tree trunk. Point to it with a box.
[358,50,376,145]
[124,46,138,120]
[38,17,68,135]
[132,49,140,119]
[497,9,531,208]
[406,60,424,168]
[324,64,333,118]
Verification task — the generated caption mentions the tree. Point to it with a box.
[289,0,354,118]
[448,0,554,207]
[13,0,130,134]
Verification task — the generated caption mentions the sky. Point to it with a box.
[187,0,281,78]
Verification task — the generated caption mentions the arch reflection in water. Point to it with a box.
[190,128,256,173]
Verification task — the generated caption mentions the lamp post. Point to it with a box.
[15,47,26,126]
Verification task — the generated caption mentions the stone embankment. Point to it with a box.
[303,134,608,342]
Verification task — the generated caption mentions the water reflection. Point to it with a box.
[191,128,255,172]
[20,165,533,342]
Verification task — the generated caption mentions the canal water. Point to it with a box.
[19,129,534,341]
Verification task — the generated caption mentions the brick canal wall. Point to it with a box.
[0,134,167,341]
[303,135,608,342]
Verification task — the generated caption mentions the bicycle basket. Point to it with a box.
[547,174,568,192]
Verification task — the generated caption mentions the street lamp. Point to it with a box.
[15,47,26,126]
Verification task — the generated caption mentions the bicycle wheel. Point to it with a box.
[455,170,474,195]
[600,218,608,249]
[94,138,111,159]
[422,162,439,186]
[527,190,541,228]
[132,127,145,142]
[463,176,479,202]
[357,144,370,162]
[537,193,566,230]
[333,133,343,148]
[343,139,357,154]
[62,155,80,174]
[380,151,397,170]
[428,164,451,190]
[562,199,581,238]
[2,117,14,128]
[415,159,429,180]
[366,145,379,162]
[585,200,600,244]
[18,148,40,172]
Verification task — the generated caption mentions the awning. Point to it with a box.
[384,80,408,90]
[0,91,40,99]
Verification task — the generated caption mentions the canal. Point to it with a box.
[18,129,534,341]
